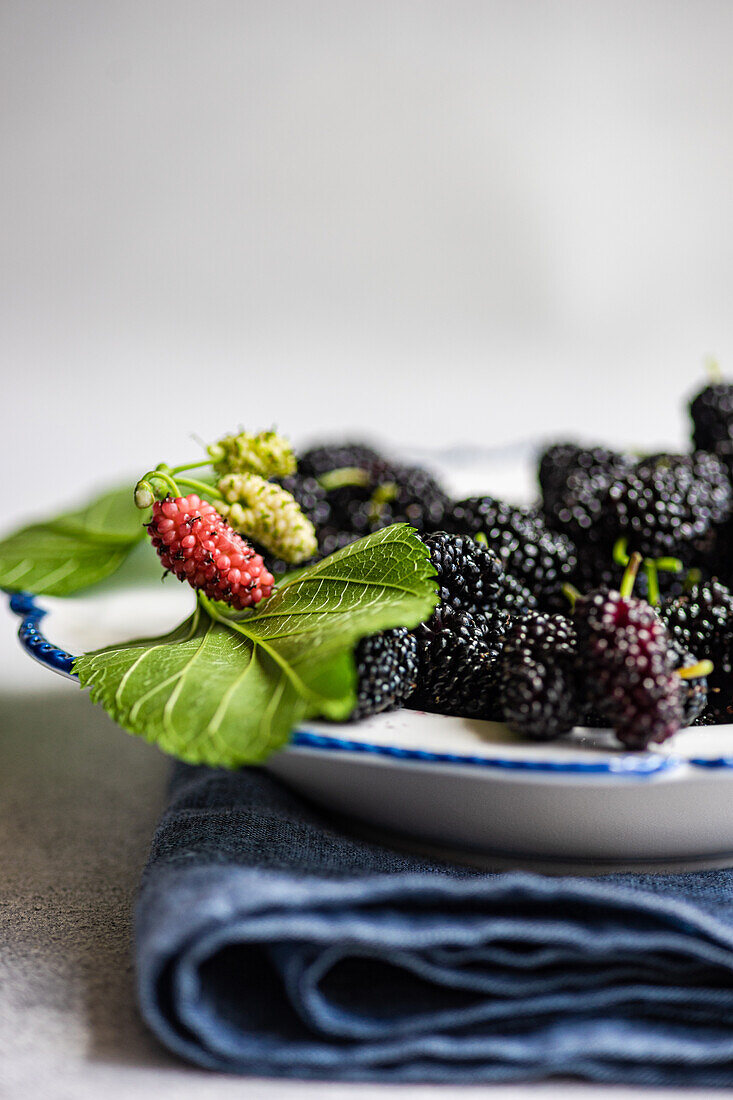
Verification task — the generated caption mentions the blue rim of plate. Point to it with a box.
[9,590,733,778]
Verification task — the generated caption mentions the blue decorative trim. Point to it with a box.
[8,590,733,776]
[8,590,76,678]
[289,730,677,775]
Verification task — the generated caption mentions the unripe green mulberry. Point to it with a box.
[218,473,318,564]
[208,430,296,479]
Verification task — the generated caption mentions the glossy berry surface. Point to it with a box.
[421,531,538,624]
[539,443,633,539]
[499,612,580,740]
[147,495,274,610]
[411,606,504,719]
[600,453,732,564]
[660,580,733,724]
[351,628,419,720]
[574,589,682,749]
[445,496,576,609]
[659,580,733,657]
[421,532,503,618]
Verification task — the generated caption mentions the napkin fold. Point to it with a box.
[136,764,733,1085]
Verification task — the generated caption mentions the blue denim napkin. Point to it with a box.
[136,764,733,1085]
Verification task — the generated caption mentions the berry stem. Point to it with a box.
[705,355,723,383]
[562,582,582,610]
[169,459,214,475]
[655,556,684,574]
[619,552,643,598]
[137,469,181,501]
[176,475,224,500]
[368,481,398,526]
[317,467,371,491]
[643,559,661,607]
[613,537,630,566]
[677,659,715,680]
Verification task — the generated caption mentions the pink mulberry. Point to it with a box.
[147,494,274,610]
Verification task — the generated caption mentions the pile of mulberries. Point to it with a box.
[302,373,733,742]
[442,496,576,610]
[259,442,451,572]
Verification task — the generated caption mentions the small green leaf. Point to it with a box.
[0,485,146,596]
[74,525,438,767]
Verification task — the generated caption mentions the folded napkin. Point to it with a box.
[136,764,733,1085]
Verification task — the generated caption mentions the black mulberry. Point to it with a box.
[690,382,733,452]
[351,628,420,720]
[444,496,577,609]
[499,612,581,740]
[411,606,504,719]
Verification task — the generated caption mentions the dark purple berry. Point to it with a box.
[599,453,732,565]
[574,590,682,749]
[411,606,503,719]
[690,382,733,452]
[297,442,385,479]
[351,628,419,720]
[660,580,733,724]
[443,497,576,610]
[499,612,580,740]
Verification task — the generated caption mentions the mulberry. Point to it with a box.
[660,580,733,724]
[297,442,385,479]
[411,606,504,719]
[420,531,537,621]
[574,589,682,749]
[600,453,732,565]
[218,473,318,565]
[147,494,274,610]
[444,496,576,609]
[499,613,580,739]
[689,382,733,452]
[208,430,296,479]
[351,628,419,720]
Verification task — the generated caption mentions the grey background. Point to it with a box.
[3,1,733,1096]
[4,0,733,519]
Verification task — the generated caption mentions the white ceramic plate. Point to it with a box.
[11,443,733,873]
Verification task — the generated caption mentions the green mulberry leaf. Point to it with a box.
[0,485,146,596]
[73,525,437,767]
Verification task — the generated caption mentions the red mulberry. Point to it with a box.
[147,494,274,610]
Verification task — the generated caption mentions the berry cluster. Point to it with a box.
[346,374,733,743]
